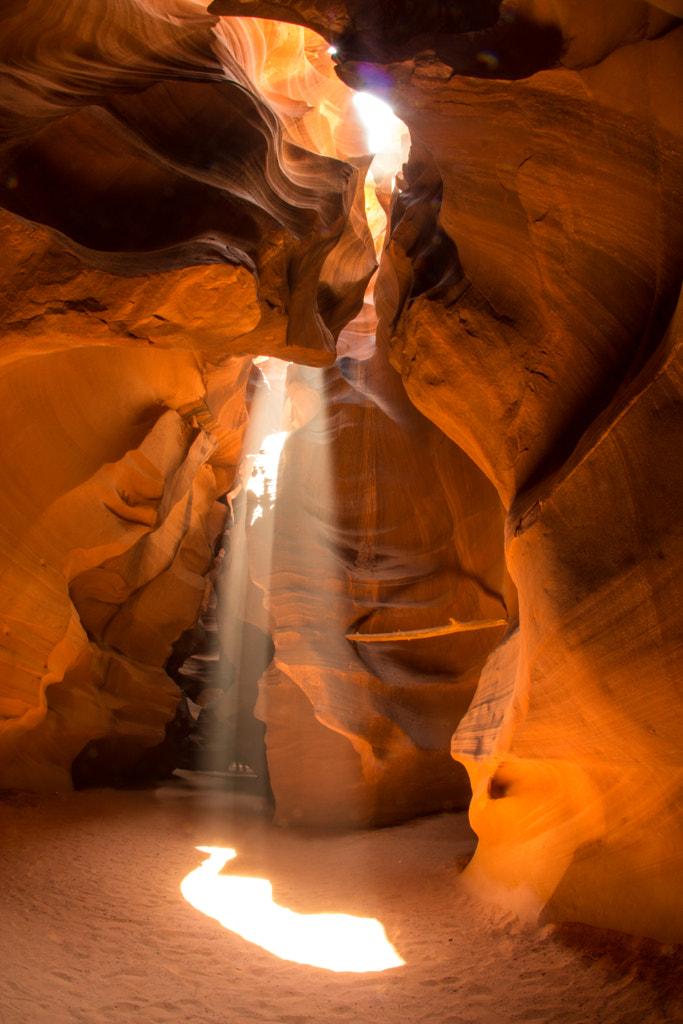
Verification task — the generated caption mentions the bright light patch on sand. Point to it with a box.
[181,847,405,973]
[352,92,397,154]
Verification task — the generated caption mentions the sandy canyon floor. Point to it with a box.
[1,779,682,1024]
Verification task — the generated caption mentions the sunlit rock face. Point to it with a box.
[0,0,682,947]
[244,356,512,827]
[338,2,683,942]
[0,2,373,364]
[0,1,374,787]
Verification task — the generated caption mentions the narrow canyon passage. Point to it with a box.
[0,2,682,1016]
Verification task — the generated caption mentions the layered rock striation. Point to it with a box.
[246,356,511,827]
[0,0,682,945]
[0,0,375,787]
[338,1,683,942]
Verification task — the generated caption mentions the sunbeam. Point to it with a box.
[180,847,405,972]
[352,92,397,154]
[195,357,290,780]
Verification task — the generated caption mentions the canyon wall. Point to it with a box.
[0,0,374,787]
[337,1,683,942]
[1,0,682,944]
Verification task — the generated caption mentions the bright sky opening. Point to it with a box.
[352,92,399,154]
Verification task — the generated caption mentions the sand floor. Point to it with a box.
[1,778,682,1024]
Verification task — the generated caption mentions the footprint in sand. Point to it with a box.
[181,846,405,973]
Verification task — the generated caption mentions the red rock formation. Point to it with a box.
[339,2,683,942]
[0,0,682,947]
[244,355,511,827]
[0,1,373,787]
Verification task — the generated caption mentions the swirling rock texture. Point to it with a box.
[334,1,683,943]
[0,0,374,787]
[246,357,511,828]
[0,0,682,947]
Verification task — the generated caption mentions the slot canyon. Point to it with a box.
[1,1,682,1021]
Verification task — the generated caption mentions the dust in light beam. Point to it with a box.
[181,847,405,972]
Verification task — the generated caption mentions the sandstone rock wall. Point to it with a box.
[0,0,682,946]
[339,2,683,943]
[245,355,511,827]
[0,0,372,788]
